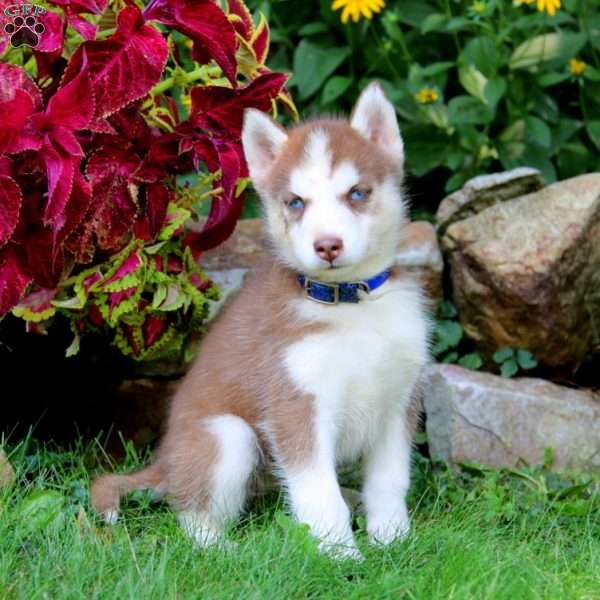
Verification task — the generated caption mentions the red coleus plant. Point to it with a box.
[0,0,295,360]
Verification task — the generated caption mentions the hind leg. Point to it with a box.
[172,415,259,548]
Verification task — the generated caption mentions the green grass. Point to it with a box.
[1,438,599,600]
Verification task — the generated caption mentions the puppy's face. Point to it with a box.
[242,83,408,281]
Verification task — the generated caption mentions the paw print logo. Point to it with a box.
[4,14,45,48]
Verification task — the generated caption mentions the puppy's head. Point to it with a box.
[242,82,408,281]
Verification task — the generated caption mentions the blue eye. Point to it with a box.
[288,197,305,210]
[349,188,368,202]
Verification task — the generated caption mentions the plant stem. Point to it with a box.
[151,66,212,96]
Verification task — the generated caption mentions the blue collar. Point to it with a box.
[297,269,392,305]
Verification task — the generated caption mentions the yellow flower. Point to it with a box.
[514,0,561,16]
[471,1,488,14]
[570,57,587,76]
[415,88,439,104]
[331,0,385,24]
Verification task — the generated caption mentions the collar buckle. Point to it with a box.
[304,278,339,305]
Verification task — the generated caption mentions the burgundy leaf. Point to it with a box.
[88,303,103,326]
[25,227,65,288]
[15,287,58,316]
[103,247,143,288]
[39,138,76,229]
[62,6,168,119]
[83,271,102,291]
[81,146,142,251]
[190,72,288,137]
[0,244,31,317]
[133,135,180,183]
[143,0,237,86]
[34,49,68,83]
[142,313,166,347]
[108,287,136,314]
[35,8,65,53]
[0,90,42,155]
[0,157,12,177]
[146,183,171,238]
[47,0,108,13]
[184,139,244,253]
[0,176,22,247]
[45,51,94,130]
[56,171,93,250]
[252,16,270,65]
[189,271,212,291]
[67,13,98,40]
[228,0,254,39]
[0,64,43,107]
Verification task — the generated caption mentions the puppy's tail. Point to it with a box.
[91,463,165,524]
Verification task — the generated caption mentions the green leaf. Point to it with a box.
[445,17,471,32]
[434,320,463,354]
[420,61,455,77]
[438,300,458,319]
[403,125,450,176]
[525,116,552,148]
[394,1,437,27]
[65,333,80,358]
[586,120,600,150]
[493,347,514,363]
[445,172,468,193]
[537,72,570,87]
[459,65,488,103]
[500,359,519,378]
[17,490,65,533]
[484,77,506,108]
[159,204,191,241]
[509,32,586,71]
[421,13,447,34]
[442,351,459,364]
[152,284,168,309]
[321,76,352,105]
[584,66,600,82]
[292,41,350,100]
[458,352,483,370]
[461,36,500,77]
[297,22,328,36]
[448,96,493,125]
[516,349,538,370]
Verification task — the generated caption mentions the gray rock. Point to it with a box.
[396,221,444,310]
[423,364,600,470]
[441,173,600,369]
[436,167,544,233]
[206,268,249,320]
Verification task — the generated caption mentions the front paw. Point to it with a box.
[367,511,411,546]
[319,539,364,562]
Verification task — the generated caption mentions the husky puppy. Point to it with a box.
[91,82,430,560]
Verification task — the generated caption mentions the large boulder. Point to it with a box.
[436,167,544,233]
[423,364,600,470]
[441,173,600,369]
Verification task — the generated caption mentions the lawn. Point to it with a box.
[1,438,599,600]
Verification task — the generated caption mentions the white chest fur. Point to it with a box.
[283,277,429,464]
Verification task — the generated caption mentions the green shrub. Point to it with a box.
[251,0,600,195]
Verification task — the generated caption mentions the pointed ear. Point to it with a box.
[242,109,288,186]
[350,82,404,167]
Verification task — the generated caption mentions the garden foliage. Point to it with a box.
[255,0,600,192]
[0,0,294,360]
